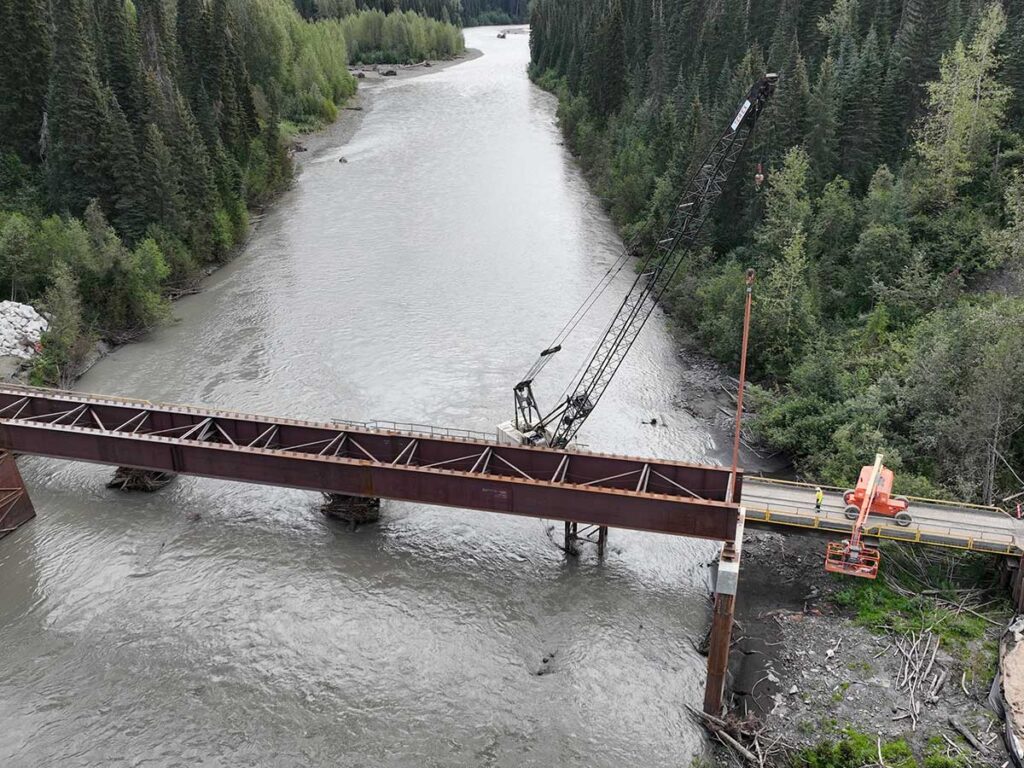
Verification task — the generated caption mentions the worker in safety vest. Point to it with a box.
[815,487,824,513]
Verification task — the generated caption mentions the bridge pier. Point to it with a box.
[563,521,608,556]
[0,451,35,540]
[321,493,381,528]
[703,509,745,716]
[107,467,175,491]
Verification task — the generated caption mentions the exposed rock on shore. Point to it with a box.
[0,301,48,359]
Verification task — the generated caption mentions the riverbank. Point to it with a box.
[704,531,1013,766]
[294,49,483,160]
[1,48,484,389]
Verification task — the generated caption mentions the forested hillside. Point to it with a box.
[334,10,464,63]
[294,0,527,27]
[0,0,452,387]
[530,0,1024,504]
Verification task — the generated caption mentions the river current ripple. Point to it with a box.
[0,27,730,767]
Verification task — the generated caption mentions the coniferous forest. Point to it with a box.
[530,0,1024,504]
[295,0,528,27]
[0,0,463,386]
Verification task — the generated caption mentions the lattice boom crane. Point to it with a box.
[499,73,778,448]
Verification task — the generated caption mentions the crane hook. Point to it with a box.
[754,162,765,190]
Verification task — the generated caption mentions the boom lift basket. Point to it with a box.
[824,540,880,579]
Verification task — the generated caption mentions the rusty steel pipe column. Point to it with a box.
[1014,554,1024,614]
[0,451,35,539]
[703,591,736,715]
[728,269,755,504]
[703,509,745,715]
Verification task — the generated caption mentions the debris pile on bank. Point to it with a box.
[724,531,1012,765]
[0,301,48,359]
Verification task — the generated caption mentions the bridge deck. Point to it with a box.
[0,387,739,541]
[743,478,1022,556]
[1,386,1016,556]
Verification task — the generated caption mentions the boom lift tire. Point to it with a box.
[895,511,912,527]
[844,504,860,520]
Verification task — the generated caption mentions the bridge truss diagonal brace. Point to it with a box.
[0,451,36,539]
[703,508,746,716]
[0,386,743,542]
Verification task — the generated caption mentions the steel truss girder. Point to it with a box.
[0,386,741,541]
[0,450,34,537]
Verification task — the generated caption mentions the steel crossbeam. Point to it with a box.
[0,386,741,540]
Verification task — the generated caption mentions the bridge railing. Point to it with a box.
[748,475,1014,519]
[743,503,1020,556]
[331,418,497,443]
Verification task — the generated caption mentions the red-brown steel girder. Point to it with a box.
[0,387,741,541]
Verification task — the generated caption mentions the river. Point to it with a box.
[0,27,736,766]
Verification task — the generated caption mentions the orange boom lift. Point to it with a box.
[824,453,912,579]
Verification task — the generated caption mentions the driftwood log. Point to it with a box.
[107,467,176,492]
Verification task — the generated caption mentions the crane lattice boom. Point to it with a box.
[510,73,778,448]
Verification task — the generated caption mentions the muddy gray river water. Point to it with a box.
[0,27,737,767]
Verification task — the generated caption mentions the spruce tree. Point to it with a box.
[139,123,182,232]
[134,0,179,84]
[47,0,119,216]
[164,87,217,241]
[889,0,941,130]
[1005,11,1024,131]
[582,0,627,120]
[771,49,810,156]
[839,27,884,191]
[0,0,52,162]
[96,0,144,124]
[805,56,840,190]
[176,0,210,98]
[105,89,146,239]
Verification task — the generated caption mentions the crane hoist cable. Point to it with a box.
[517,239,636,387]
[508,73,779,447]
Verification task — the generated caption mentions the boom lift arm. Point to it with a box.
[825,453,885,579]
[509,74,778,448]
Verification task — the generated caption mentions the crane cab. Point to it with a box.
[496,420,551,447]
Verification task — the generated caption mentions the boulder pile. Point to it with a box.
[0,301,49,359]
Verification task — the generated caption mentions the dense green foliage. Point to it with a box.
[293,0,527,27]
[0,0,357,383]
[530,0,1024,503]
[792,730,915,768]
[336,9,465,64]
[791,730,969,768]
[229,0,357,126]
